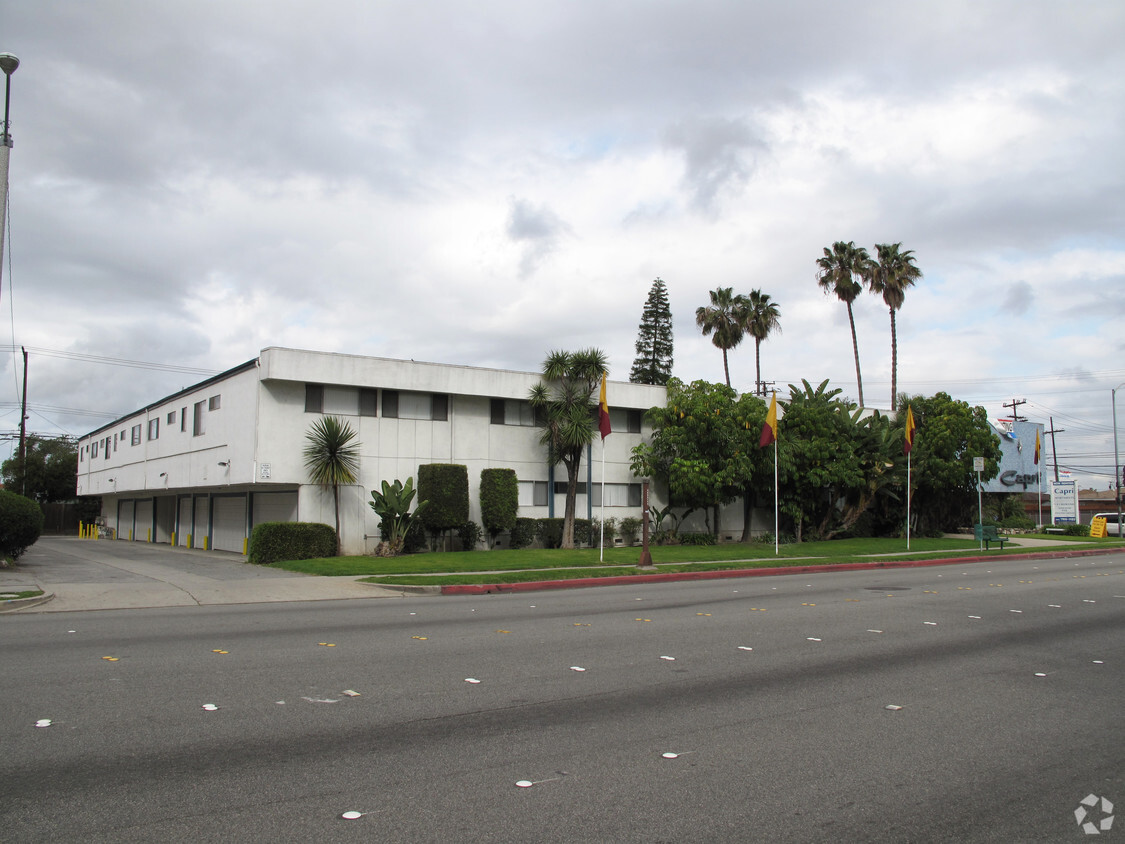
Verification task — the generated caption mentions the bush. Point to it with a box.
[248,522,336,564]
[418,464,469,541]
[677,531,717,547]
[573,518,592,548]
[510,517,538,549]
[458,520,483,551]
[1000,514,1035,531]
[1062,523,1090,536]
[537,518,564,549]
[0,490,44,561]
[480,469,518,542]
[619,517,642,546]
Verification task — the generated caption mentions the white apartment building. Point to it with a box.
[76,347,667,555]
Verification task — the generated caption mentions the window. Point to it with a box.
[208,395,221,411]
[305,384,378,416]
[167,411,176,424]
[131,424,142,446]
[554,481,588,495]
[591,483,643,507]
[518,481,549,507]
[181,408,187,432]
[148,419,159,441]
[120,429,126,440]
[104,437,111,460]
[490,398,537,426]
[92,441,99,458]
[193,400,206,436]
[382,390,448,421]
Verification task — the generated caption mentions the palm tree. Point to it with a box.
[743,288,782,396]
[695,287,747,388]
[528,348,608,548]
[303,415,361,555]
[867,243,922,408]
[816,241,871,407]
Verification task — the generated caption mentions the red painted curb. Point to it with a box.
[439,546,1125,595]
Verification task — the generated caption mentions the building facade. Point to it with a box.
[76,348,667,554]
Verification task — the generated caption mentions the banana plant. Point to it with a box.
[369,477,428,554]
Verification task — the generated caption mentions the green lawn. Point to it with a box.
[264,533,1115,583]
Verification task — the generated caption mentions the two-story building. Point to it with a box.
[76,347,667,554]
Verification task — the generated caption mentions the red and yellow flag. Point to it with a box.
[598,372,611,440]
[903,405,916,455]
[1034,428,1040,465]
[759,392,778,448]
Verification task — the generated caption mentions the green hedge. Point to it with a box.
[418,464,469,534]
[0,490,44,561]
[248,522,337,564]
[510,517,538,549]
[480,468,518,540]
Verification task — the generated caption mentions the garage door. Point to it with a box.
[193,496,210,549]
[133,499,154,542]
[118,499,135,541]
[177,497,193,547]
[212,495,247,553]
[252,491,298,526]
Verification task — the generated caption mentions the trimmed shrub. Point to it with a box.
[1062,523,1090,536]
[418,464,469,540]
[573,518,592,548]
[677,531,717,546]
[537,517,564,549]
[0,490,44,561]
[510,517,538,550]
[457,520,483,551]
[480,468,518,543]
[619,517,642,546]
[248,522,336,564]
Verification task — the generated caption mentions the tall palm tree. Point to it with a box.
[816,241,871,407]
[695,287,747,388]
[867,242,922,407]
[303,415,361,555]
[743,288,782,396]
[528,348,608,549]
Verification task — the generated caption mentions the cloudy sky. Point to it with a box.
[2,0,1123,491]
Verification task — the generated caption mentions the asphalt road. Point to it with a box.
[1,553,1122,842]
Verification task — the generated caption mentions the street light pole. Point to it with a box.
[0,52,19,299]
[1114,384,1124,539]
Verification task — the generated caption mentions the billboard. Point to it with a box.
[1050,480,1078,524]
[979,420,1045,494]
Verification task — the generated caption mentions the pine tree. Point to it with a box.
[629,278,674,385]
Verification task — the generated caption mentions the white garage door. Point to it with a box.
[252,491,298,526]
[118,499,135,541]
[212,495,247,553]
[177,497,193,547]
[134,499,154,542]
[193,496,210,549]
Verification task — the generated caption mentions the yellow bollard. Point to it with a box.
[171,531,176,546]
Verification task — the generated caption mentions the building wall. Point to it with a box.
[78,349,666,555]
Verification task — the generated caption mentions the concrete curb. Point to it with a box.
[439,546,1125,595]
[360,582,442,597]
[0,592,55,612]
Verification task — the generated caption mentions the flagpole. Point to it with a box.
[599,436,606,563]
[906,451,911,551]
[773,439,779,556]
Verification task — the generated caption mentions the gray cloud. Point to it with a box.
[506,197,572,278]
[664,117,767,212]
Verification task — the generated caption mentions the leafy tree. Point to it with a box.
[631,378,767,538]
[743,289,782,397]
[901,392,1001,534]
[1,436,78,503]
[303,416,360,555]
[368,477,428,555]
[867,243,922,408]
[630,278,675,385]
[528,348,608,548]
[0,489,44,561]
[816,241,872,407]
[695,287,748,388]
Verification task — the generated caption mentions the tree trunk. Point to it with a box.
[332,483,342,555]
[847,300,864,407]
[562,456,579,548]
[889,306,898,409]
[722,348,731,388]
[740,486,755,542]
[754,339,762,396]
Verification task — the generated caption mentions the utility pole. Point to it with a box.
[18,345,27,494]
[1045,417,1065,483]
[1002,398,1027,422]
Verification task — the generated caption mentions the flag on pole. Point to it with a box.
[598,372,611,440]
[1034,428,1040,464]
[903,405,916,455]
[759,392,778,448]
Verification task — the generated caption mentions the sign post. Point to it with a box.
[973,456,985,551]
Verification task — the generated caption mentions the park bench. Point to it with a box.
[974,524,1008,550]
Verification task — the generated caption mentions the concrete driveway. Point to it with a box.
[0,536,399,612]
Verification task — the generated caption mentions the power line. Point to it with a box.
[0,346,219,376]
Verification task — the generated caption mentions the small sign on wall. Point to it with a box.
[259,463,272,480]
